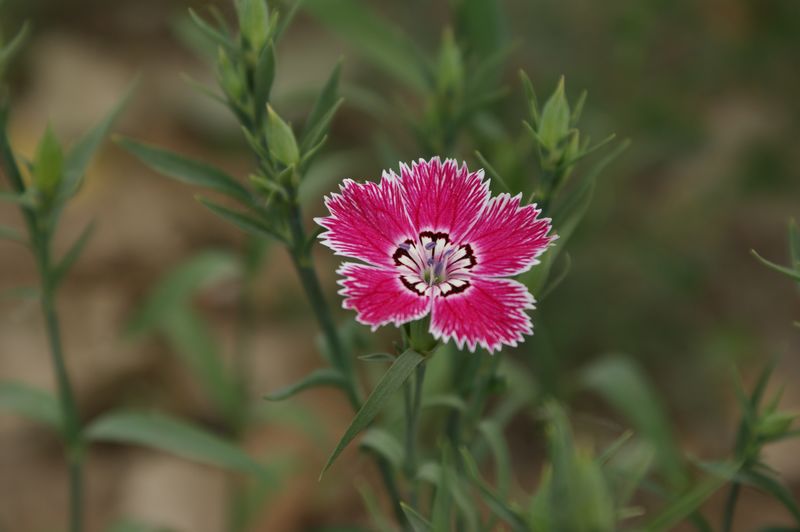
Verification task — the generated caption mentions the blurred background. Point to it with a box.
[0,0,798,530]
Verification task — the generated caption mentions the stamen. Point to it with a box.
[399,242,411,250]
[425,241,436,250]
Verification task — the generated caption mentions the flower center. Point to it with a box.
[393,231,476,297]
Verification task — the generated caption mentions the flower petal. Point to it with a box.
[430,277,534,353]
[338,263,430,330]
[462,193,554,277]
[399,157,489,240]
[316,175,415,267]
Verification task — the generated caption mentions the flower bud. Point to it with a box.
[236,0,269,51]
[756,411,797,441]
[537,76,570,153]
[33,125,63,201]
[436,28,464,98]
[265,105,299,166]
[217,48,245,103]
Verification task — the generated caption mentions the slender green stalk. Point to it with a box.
[286,200,361,410]
[404,363,426,507]
[721,481,740,532]
[2,107,84,532]
[37,232,85,532]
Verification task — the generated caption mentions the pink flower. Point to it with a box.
[316,157,555,353]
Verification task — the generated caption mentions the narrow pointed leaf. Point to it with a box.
[264,368,346,401]
[127,251,240,334]
[62,81,136,198]
[0,22,30,75]
[789,219,800,270]
[581,357,685,487]
[86,410,266,476]
[0,224,23,243]
[0,381,61,429]
[461,449,528,532]
[197,197,283,242]
[303,0,430,91]
[359,428,404,469]
[320,349,425,477]
[478,419,511,494]
[739,469,800,524]
[401,503,432,532]
[358,352,395,363]
[51,221,95,289]
[301,60,342,151]
[421,394,467,412]
[253,42,276,124]
[162,309,240,418]
[188,8,236,55]
[751,249,800,283]
[118,138,251,203]
[643,462,739,531]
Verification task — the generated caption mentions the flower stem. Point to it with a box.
[38,238,84,532]
[1,110,84,532]
[286,200,361,410]
[721,481,741,532]
[404,363,426,507]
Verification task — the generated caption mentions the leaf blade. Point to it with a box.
[86,410,267,476]
[264,368,346,401]
[320,349,425,477]
[118,137,251,204]
[0,381,61,429]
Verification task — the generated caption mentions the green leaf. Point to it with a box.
[320,349,425,477]
[551,139,630,251]
[253,41,276,124]
[161,309,240,419]
[789,219,800,270]
[478,419,511,495]
[51,221,95,289]
[0,381,61,429]
[86,410,268,476]
[455,0,507,58]
[118,137,251,204]
[751,249,800,283]
[188,8,236,55]
[580,357,686,488]
[0,224,23,243]
[197,196,284,242]
[0,190,33,206]
[739,469,800,524]
[128,251,240,334]
[302,60,342,152]
[62,81,136,199]
[303,0,430,91]
[358,352,396,363]
[643,462,738,531]
[0,22,30,77]
[421,393,467,412]
[400,503,432,532]
[265,105,299,166]
[519,70,539,125]
[461,449,528,532]
[264,368,346,401]
[359,428,404,469]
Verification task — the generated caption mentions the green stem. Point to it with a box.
[286,201,361,410]
[2,109,84,532]
[721,481,741,532]
[403,363,426,507]
[39,239,84,532]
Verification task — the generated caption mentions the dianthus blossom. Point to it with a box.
[316,157,554,353]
